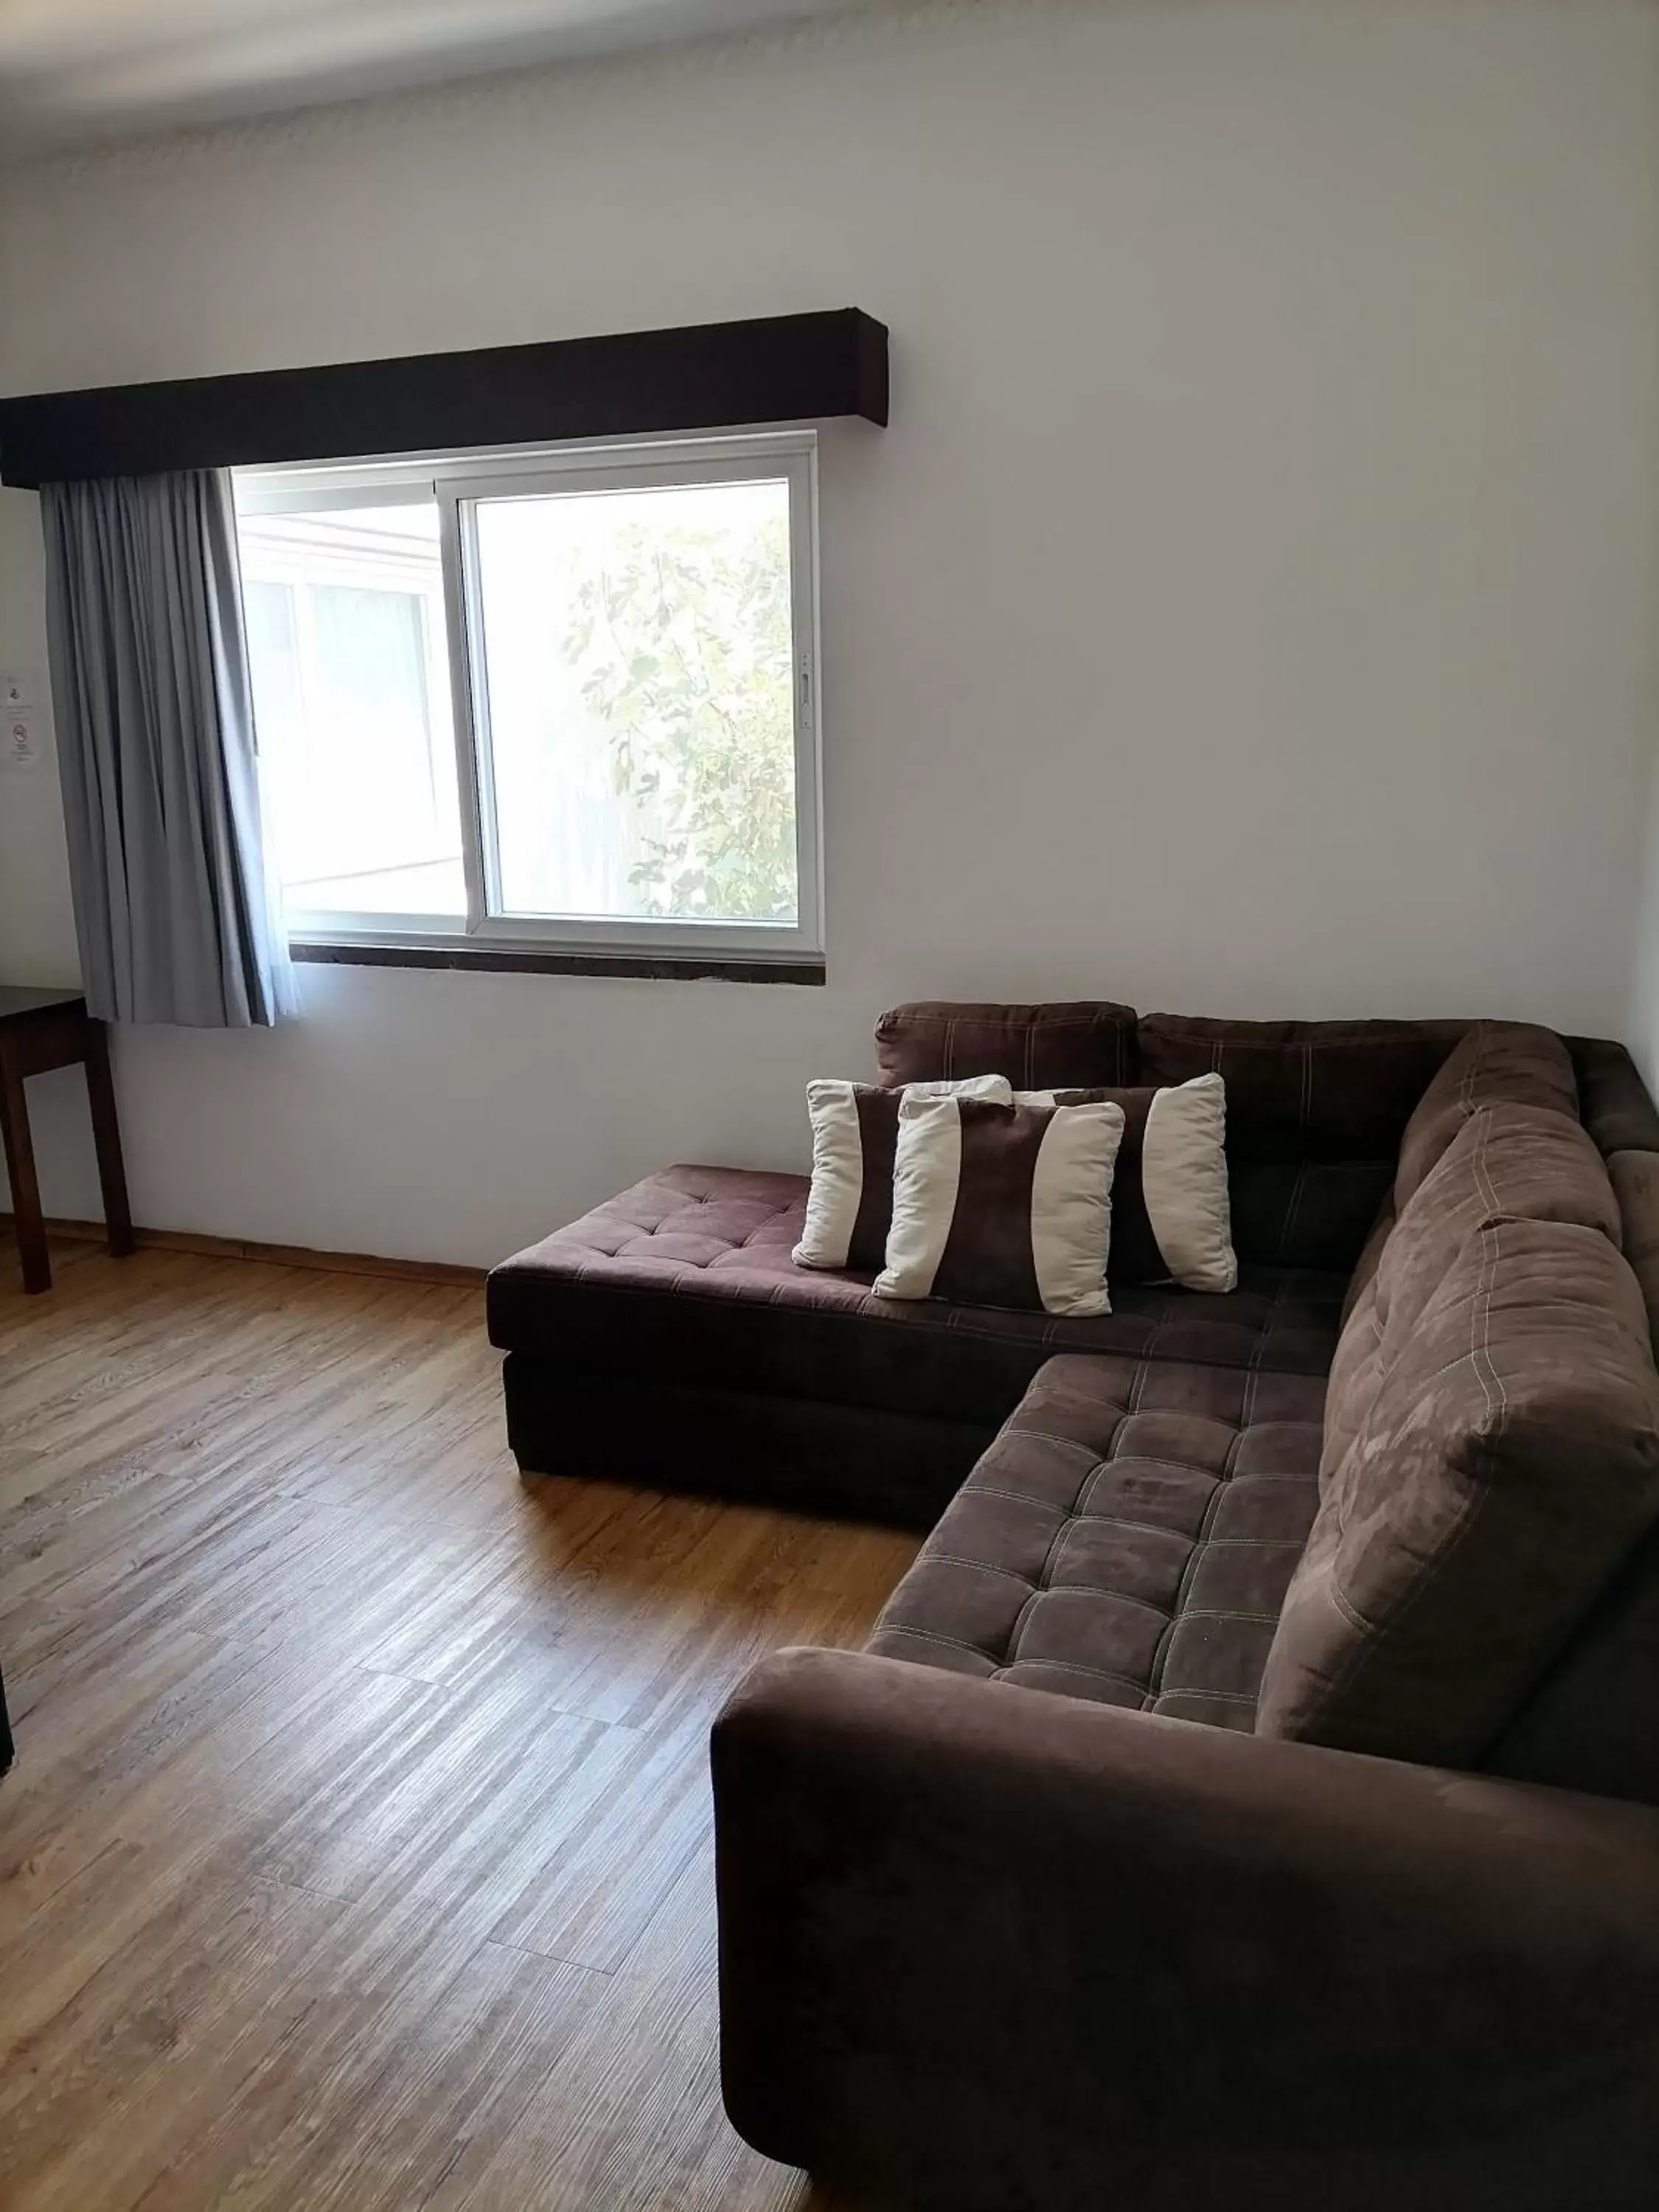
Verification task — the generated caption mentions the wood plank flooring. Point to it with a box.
[0,1238,919,2211]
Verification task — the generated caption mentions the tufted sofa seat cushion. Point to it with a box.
[865,1352,1326,1728]
[487,1166,1346,1435]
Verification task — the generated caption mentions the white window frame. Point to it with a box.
[234,429,824,964]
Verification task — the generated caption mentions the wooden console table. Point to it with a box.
[0,987,133,1295]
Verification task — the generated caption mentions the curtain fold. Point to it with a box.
[41,468,293,1027]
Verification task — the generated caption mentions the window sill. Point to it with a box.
[289,939,827,986]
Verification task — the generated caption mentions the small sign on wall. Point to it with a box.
[2,675,40,767]
[4,713,39,769]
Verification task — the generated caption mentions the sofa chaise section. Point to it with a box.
[488,1163,1346,1524]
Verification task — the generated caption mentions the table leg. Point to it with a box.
[0,1051,50,1294]
[0,1659,13,1773]
[85,1022,134,1260]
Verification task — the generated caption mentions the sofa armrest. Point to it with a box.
[712,1647,1659,2212]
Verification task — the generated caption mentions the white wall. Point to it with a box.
[2,0,1657,1265]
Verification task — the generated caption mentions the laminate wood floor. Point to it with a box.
[0,1239,919,2212]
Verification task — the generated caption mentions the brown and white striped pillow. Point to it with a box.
[875,1093,1126,1316]
[1020,1073,1237,1294]
[793,1077,1014,1273]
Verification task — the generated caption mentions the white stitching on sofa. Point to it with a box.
[1020,1579,1173,1621]
[1310,1125,1512,1717]
[958,1484,1075,1512]
[916,1554,1051,1589]
[995,1426,1130,1458]
[1169,1607,1283,1626]
[869,1623,999,1667]
[1141,1416,1254,1703]
[990,1657,1152,1695]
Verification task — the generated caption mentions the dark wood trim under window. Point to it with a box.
[290,942,827,986]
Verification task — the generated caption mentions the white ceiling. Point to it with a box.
[0,0,883,154]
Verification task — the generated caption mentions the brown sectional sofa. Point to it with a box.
[487,1003,1659,2211]
[487,1003,1447,1523]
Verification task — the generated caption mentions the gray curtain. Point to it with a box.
[41,469,288,1027]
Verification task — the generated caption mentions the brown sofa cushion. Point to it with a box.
[1394,1021,1579,1208]
[1259,1119,1659,1764]
[874,1001,1136,1091]
[1135,1014,1457,1270]
[867,1352,1326,1728]
[1317,1103,1622,1500]
[1376,1101,1620,1349]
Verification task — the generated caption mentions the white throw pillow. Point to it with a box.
[1140,1074,1237,1293]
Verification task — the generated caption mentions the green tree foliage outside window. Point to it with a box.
[563,512,799,922]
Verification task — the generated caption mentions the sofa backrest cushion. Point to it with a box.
[1258,1108,1659,1768]
[1374,1101,1619,1352]
[1318,1197,1397,1484]
[874,1001,1136,1092]
[1394,1022,1579,1210]
[1318,1103,1621,1494]
[1134,1015,1458,1270]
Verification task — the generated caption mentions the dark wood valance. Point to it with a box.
[0,308,888,488]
